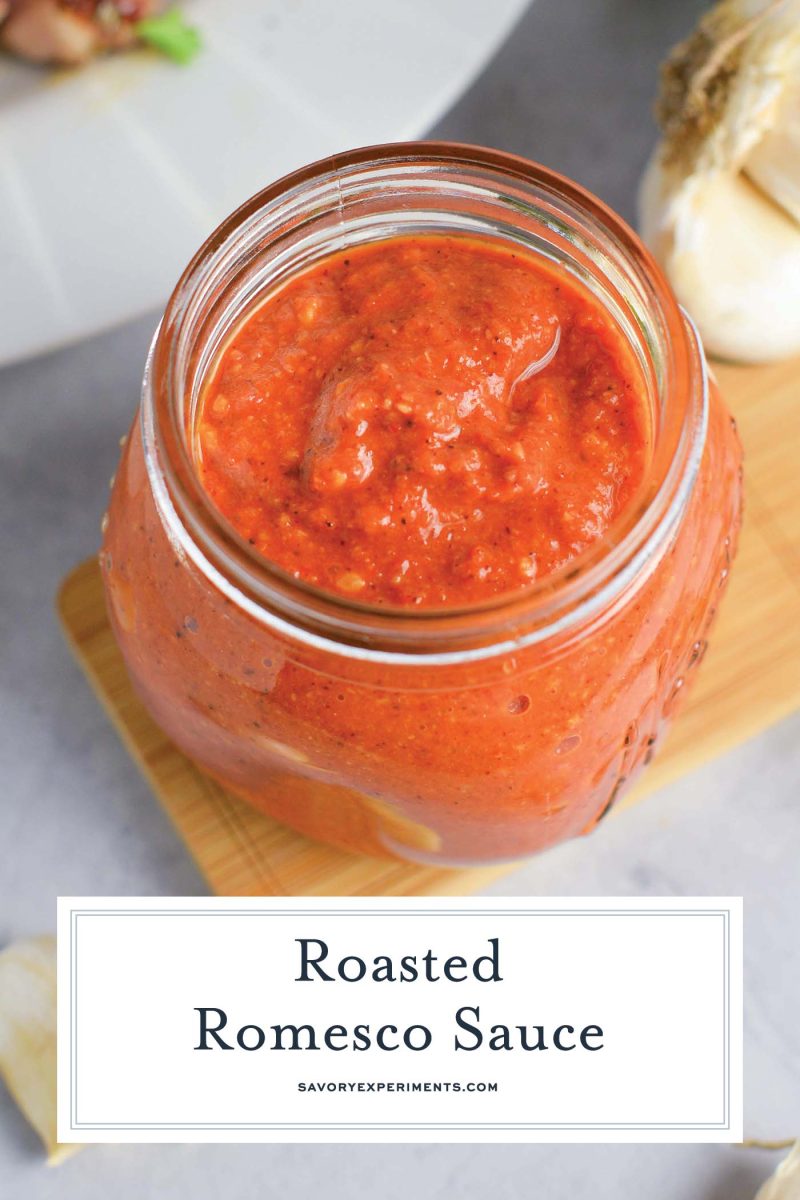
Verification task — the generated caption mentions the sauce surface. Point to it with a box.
[196,235,649,607]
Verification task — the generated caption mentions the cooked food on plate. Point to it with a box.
[0,0,199,66]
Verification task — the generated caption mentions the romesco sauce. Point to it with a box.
[101,147,742,866]
[195,237,649,608]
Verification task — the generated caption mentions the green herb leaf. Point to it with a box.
[136,9,202,65]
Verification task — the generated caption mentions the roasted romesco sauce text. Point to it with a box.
[195,235,650,606]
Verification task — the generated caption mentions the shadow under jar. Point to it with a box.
[102,143,742,867]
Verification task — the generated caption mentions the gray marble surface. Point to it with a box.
[1,1,798,1197]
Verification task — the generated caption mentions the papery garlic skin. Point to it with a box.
[754,1142,800,1200]
[639,0,800,363]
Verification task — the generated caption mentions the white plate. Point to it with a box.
[0,0,530,366]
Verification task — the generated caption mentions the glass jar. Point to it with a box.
[102,143,742,867]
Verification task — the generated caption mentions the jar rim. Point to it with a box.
[143,141,708,664]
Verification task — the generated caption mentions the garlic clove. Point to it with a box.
[640,155,800,362]
[0,936,81,1164]
[746,73,800,223]
[754,1142,800,1200]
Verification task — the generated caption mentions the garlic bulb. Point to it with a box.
[755,1142,800,1200]
[639,0,800,363]
[0,936,80,1164]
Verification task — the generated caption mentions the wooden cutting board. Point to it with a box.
[57,358,800,896]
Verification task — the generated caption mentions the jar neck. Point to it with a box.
[142,142,708,665]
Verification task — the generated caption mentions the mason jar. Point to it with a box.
[101,142,742,866]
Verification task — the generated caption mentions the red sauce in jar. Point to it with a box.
[196,236,650,606]
[102,224,741,865]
